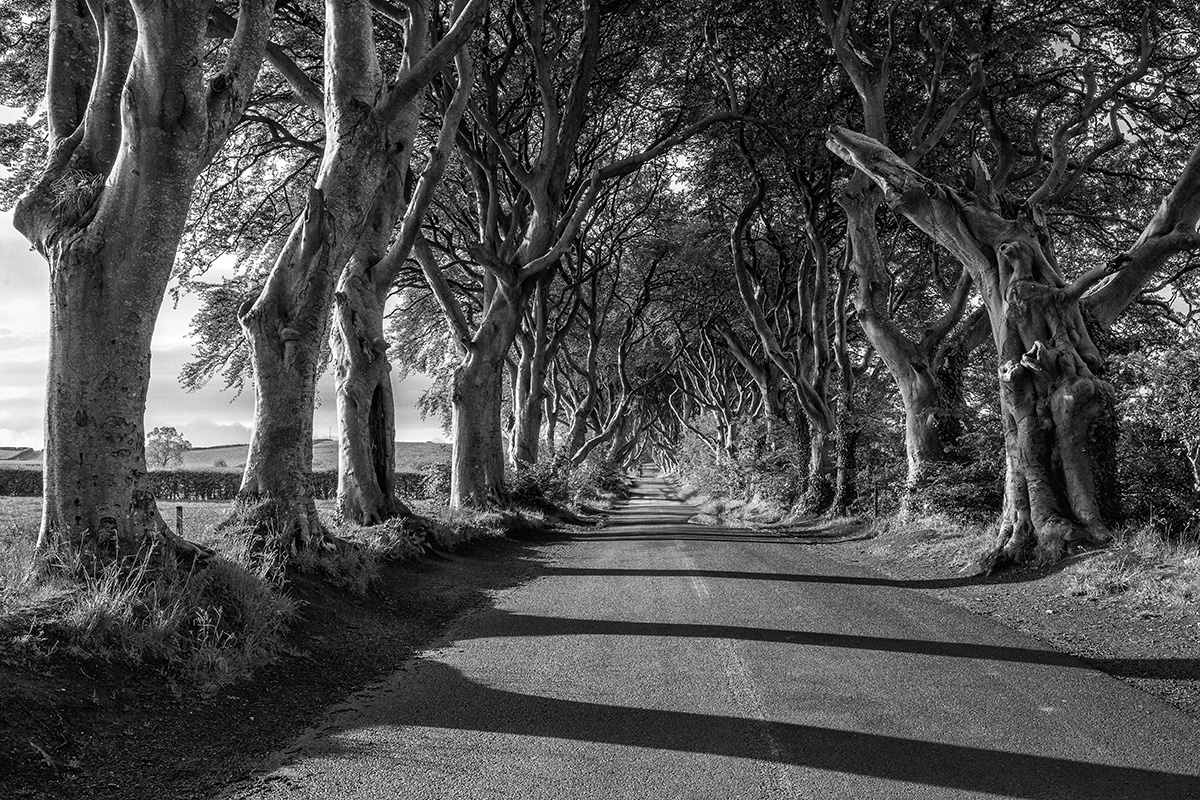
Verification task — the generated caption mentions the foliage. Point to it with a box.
[421,463,452,505]
[0,468,430,503]
[146,427,192,469]
[1112,330,1200,532]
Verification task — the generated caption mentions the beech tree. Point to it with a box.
[232,0,484,543]
[11,0,275,563]
[548,168,683,467]
[826,128,1200,564]
[818,0,985,505]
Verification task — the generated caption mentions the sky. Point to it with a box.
[0,215,443,449]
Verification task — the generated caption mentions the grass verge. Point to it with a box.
[0,532,296,695]
[1064,525,1200,609]
[0,495,557,696]
[864,512,996,573]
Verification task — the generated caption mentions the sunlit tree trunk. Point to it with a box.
[238,0,481,540]
[14,0,273,564]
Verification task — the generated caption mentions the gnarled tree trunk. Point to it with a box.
[828,128,1129,564]
[14,0,273,565]
[332,269,408,525]
[237,0,480,540]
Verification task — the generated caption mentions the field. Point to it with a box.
[0,496,342,553]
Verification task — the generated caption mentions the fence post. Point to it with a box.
[175,505,184,537]
[873,481,879,519]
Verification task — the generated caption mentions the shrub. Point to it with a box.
[0,467,432,503]
[422,463,451,504]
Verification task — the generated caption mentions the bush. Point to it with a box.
[509,458,567,504]
[908,460,1003,521]
[422,463,451,504]
[567,455,627,502]
[0,467,40,497]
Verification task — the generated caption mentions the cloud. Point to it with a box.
[1,210,444,449]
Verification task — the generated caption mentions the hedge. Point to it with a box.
[0,467,431,502]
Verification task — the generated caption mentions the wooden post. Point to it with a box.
[873,481,879,519]
[175,505,184,537]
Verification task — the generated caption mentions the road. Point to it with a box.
[228,476,1200,799]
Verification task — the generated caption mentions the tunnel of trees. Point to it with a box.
[2,0,1199,575]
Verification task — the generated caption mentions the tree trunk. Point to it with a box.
[991,240,1115,563]
[896,367,950,509]
[331,274,411,525]
[802,427,836,514]
[832,392,859,515]
[1186,442,1200,495]
[13,0,272,565]
[511,338,549,466]
[450,287,524,508]
[235,0,399,543]
[840,183,964,508]
[236,179,350,547]
[36,214,188,563]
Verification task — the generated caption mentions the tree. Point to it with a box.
[9,0,275,564]
[819,0,981,507]
[1120,332,1200,494]
[233,0,484,544]
[146,427,192,470]
[826,127,1200,566]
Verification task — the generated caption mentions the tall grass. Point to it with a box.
[0,512,296,694]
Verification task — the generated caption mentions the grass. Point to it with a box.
[1065,525,1200,609]
[865,512,996,573]
[0,492,554,692]
[0,497,332,693]
[674,481,792,527]
[0,528,297,695]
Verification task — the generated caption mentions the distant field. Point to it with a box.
[0,440,451,473]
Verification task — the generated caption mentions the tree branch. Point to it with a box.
[380,0,487,123]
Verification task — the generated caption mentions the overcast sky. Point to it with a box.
[0,210,443,449]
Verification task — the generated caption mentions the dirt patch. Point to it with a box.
[822,522,1200,716]
[0,532,555,799]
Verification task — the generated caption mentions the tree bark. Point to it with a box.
[450,286,524,507]
[238,0,480,537]
[14,0,273,564]
[331,268,409,525]
[840,179,973,512]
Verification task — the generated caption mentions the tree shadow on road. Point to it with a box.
[301,659,1200,800]
[538,562,1064,591]
[454,610,1200,680]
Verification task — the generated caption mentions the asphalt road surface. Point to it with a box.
[227,475,1200,799]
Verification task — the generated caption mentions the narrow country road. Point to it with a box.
[228,476,1200,800]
